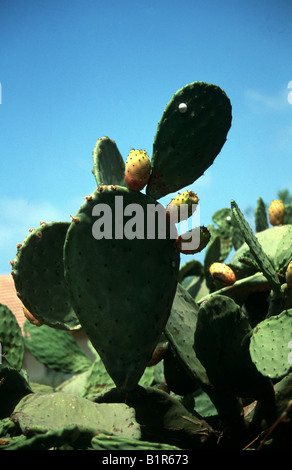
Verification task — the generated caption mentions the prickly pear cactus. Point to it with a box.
[63,185,180,391]
[11,82,292,449]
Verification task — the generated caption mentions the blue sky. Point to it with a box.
[1,0,292,274]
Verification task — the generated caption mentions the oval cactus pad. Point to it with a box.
[63,185,180,391]
[12,222,80,330]
[249,309,292,379]
[146,81,232,199]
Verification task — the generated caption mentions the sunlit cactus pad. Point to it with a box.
[249,308,292,379]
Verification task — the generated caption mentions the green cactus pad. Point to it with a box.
[91,432,182,450]
[0,425,88,450]
[0,303,24,370]
[193,295,273,399]
[12,221,80,331]
[58,352,160,400]
[11,392,141,439]
[283,204,292,224]
[274,226,292,278]
[231,200,281,295]
[23,321,92,374]
[274,372,292,416]
[211,208,233,234]
[146,81,232,199]
[92,136,126,187]
[230,224,292,280]
[57,373,88,399]
[163,344,200,395]
[178,259,203,284]
[249,308,292,379]
[255,197,269,233]
[198,272,271,307]
[0,416,18,437]
[164,283,210,387]
[0,361,33,419]
[63,185,180,391]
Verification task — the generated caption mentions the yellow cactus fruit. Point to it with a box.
[209,262,236,286]
[268,199,285,226]
[125,149,151,191]
[166,190,199,222]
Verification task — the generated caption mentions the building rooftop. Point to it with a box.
[0,273,26,333]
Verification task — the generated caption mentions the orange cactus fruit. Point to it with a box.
[125,149,151,191]
[286,261,292,288]
[209,262,236,286]
[268,199,285,226]
[166,190,199,222]
[22,305,43,327]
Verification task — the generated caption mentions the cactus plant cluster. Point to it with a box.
[1,81,292,450]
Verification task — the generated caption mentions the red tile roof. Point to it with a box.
[0,273,26,333]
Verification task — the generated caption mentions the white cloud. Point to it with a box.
[244,87,289,112]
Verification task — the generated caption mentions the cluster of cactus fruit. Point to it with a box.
[1,81,292,450]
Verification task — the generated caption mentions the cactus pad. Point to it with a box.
[193,295,273,400]
[0,303,24,370]
[23,321,92,374]
[63,185,180,391]
[12,222,80,330]
[91,433,181,450]
[146,81,232,199]
[230,224,292,280]
[11,392,141,439]
[249,308,292,379]
[164,283,210,387]
[92,136,126,187]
